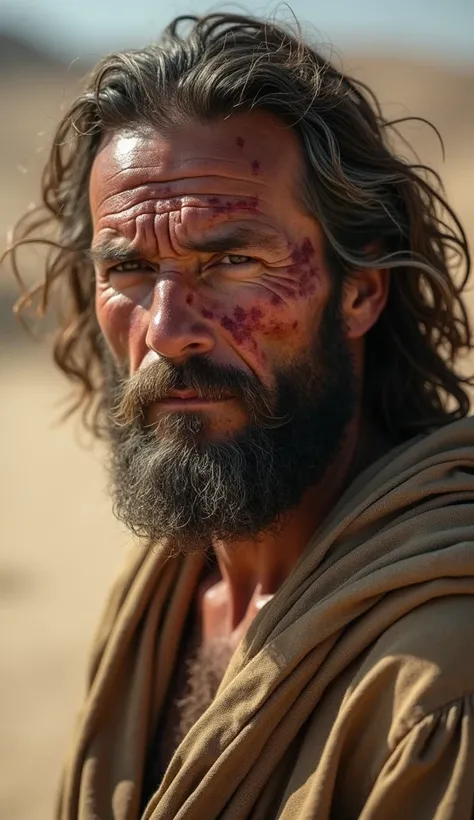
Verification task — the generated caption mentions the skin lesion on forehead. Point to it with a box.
[90,116,297,222]
[89,119,312,261]
[90,179,276,246]
[90,182,298,263]
[92,181,266,220]
[91,178,306,260]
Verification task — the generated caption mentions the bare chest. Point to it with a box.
[140,616,234,810]
[141,574,272,810]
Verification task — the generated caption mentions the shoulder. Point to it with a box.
[343,595,474,754]
[334,596,474,817]
[352,594,474,735]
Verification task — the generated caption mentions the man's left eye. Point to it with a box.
[220,254,254,265]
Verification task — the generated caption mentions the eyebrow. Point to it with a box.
[88,241,143,265]
[89,227,286,264]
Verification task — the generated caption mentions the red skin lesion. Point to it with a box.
[251,160,261,175]
[217,302,266,353]
[249,306,263,322]
[290,237,315,266]
[236,136,245,149]
[267,321,284,334]
[233,305,247,323]
[207,196,259,216]
[196,238,321,363]
[219,302,276,354]
[287,238,321,298]
[220,315,249,346]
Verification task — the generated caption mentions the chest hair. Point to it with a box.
[141,622,235,810]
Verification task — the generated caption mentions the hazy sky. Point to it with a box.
[1,0,473,63]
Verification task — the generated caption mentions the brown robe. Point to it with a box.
[56,417,474,819]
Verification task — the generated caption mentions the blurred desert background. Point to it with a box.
[1,1,473,818]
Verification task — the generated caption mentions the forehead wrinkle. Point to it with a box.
[94,190,268,222]
[93,195,280,250]
[95,164,166,187]
[92,173,270,214]
[103,156,271,184]
[90,218,289,264]
[134,210,161,259]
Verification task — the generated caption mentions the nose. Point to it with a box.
[145,277,215,361]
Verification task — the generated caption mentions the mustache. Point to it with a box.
[110,357,287,428]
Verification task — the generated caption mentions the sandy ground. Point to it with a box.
[1,50,473,819]
[1,355,129,818]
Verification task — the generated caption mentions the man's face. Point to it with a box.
[89,112,357,548]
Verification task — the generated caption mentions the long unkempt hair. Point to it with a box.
[5,12,473,441]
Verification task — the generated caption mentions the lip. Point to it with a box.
[153,396,234,411]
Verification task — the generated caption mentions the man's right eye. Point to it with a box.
[109,260,154,273]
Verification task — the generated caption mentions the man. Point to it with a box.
[6,11,474,820]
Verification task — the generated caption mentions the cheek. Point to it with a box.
[201,287,320,367]
[95,287,141,362]
[201,248,328,367]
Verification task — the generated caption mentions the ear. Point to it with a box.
[341,268,389,339]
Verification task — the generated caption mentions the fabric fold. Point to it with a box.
[57,417,474,820]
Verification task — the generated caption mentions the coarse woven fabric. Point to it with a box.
[57,416,474,820]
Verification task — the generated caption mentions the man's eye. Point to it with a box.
[220,254,254,266]
[109,260,153,273]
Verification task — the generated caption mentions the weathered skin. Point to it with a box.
[89,110,389,640]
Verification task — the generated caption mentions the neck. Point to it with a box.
[204,415,390,637]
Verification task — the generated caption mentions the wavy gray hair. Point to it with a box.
[6,12,472,441]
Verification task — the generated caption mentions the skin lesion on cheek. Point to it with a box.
[199,300,264,353]
[222,305,265,347]
[252,239,324,307]
[195,238,323,358]
[216,299,294,355]
[220,313,256,349]
[287,238,323,299]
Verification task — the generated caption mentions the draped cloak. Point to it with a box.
[57,418,474,819]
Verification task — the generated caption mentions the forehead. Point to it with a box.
[89,111,304,221]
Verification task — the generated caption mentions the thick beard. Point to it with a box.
[104,299,357,553]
